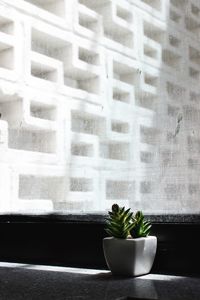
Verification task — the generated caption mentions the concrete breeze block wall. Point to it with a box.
[0,0,199,213]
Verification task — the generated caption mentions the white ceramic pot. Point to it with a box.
[103,236,157,277]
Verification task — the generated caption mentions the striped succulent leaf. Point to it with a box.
[130,211,152,238]
[105,204,135,239]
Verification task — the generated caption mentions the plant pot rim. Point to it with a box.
[104,236,156,241]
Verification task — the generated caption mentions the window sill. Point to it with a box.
[0,262,199,300]
[0,212,200,224]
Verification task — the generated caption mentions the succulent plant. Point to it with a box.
[105,204,135,239]
[105,204,152,239]
[130,211,152,238]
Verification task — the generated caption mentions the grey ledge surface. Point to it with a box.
[0,262,199,300]
[0,212,200,223]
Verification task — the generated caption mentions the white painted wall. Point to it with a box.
[0,0,199,213]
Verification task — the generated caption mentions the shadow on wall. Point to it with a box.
[138,0,200,214]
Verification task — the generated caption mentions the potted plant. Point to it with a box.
[103,204,157,277]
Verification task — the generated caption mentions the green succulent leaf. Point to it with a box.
[105,203,136,239]
[105,205,152,239]
[130,211,152,238]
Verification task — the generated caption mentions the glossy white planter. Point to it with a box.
[103,236,157,277]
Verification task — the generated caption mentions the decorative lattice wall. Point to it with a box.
[0,0,199,213]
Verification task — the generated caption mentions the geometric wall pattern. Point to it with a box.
[0,0,199,213]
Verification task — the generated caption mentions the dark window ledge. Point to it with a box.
[0,213,200,224]
[0,213,199,277]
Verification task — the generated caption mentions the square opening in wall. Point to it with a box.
[104,28,133,48]
[113,61,138,85]
[0,16,14,35]
[116,6,132,22]
[140,125,159,145]
[31,61,58,82]
[19,175,65,203]
[31,28,68,59]
[190,91,200,103]
[162,49,180,69]
[185,17,200,36]
[189,46,200,65]
[30,102,57,121]
[140,181,152,194]
[106,180,135,200]
[100,142,130,161]
[111,121,129,134]
[79,13,100,34]
[189,67,200,81]
[191,4,200,17]
[144,44,159,60]
[141,0,161,11]
[71,111,105,136]
[144,73,158,87]
[170,0,187,10]
[64,75,100,94]
[167,81,185,102]
[167,104,180,117]
[8,129,56,153]
[0,43,14,70]
[70,177,93,192]
[71,142,93,157]
[169,35,180,48]
[78,47,100,66]
[25,0,66,18]
[144,21,165,44]
[138,90,156,110]
[140,151,154,164]
[170,9,181,23]
[113,87,130,103]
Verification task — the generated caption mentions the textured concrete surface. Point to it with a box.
[0,262,199,300]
